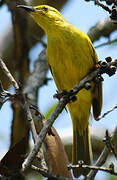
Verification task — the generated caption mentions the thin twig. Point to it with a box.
[104,130,117,160]
[22,95,69,171]
[60,58,117,98]
[87,126,117,179]
[97,104,117,120]
[68,163,117,177]
[94,0,112,13]
[95,38,117,49]
[86,0,115,5]
[23,49,48,170]
[0,58,19,90]
[0,57,37,143]
[22,96,37,143]
[31,165,73,180]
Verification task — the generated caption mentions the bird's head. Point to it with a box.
[17,5,65,31]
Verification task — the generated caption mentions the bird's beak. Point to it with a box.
[17,5,36,12]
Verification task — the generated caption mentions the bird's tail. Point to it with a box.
[72,125,92,177]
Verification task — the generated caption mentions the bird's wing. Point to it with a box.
[88,40,102,119]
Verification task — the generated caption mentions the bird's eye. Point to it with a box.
[42,6,49,11]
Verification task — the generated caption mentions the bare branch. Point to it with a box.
[97,104,117,120]
[23,49,49,170]
[23,49,49,102]
[0,57,37,144]
[85,0,115,6]
[87,18,117,42]
[95,38,117,49]
[103,130,117,159]
[0,57,19,90]
[94,0,117,23]
[31,165,73,180]
[87,126,117,179]
[68,162,117,177]
[20,94,37,143]
[94,0,112,13]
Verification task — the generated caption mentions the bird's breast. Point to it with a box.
[47,33,94,91]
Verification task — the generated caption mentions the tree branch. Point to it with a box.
[22,58,117,171]
[97,104,117,120]
[31,165,73,180]
[87,18,117,42]
[0,58,19,90]
[95,38,117,49]
[0,57,37,144]
[94,0,112,13]
[68,162,117,177]
[23,49,49,103]
[87,126,117,179]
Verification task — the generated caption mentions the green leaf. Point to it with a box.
[45,103,58,119]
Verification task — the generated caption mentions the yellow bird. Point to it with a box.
[18,5,102,177]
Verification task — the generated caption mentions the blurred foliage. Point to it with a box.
[26,174,43,180]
